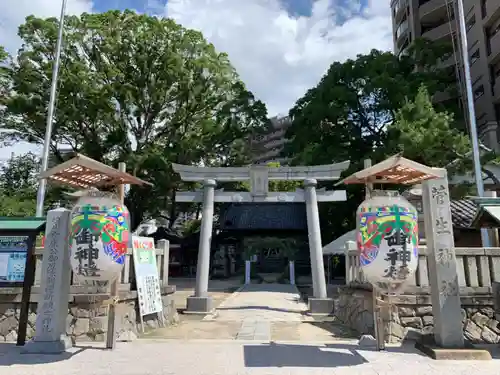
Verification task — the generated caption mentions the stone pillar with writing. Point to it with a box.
[23,208,72,353]
[422,173,464,348]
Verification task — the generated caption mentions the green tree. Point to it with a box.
[282,39,459,242]
[387,85,500,195]
[0,152,39,194]
[0,153,39,216]
[387,85,470,167]
[2,11,268,228]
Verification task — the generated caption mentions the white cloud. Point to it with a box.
[0,0,93,158]
[0,0,393,158]
[0,0,93,54]
[165,0,393,116]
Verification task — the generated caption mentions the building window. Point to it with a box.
[466,15,476,31]
[474,85,485,100]
[470,49,480,65]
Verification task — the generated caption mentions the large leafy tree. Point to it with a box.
[2,11,268,228]
[282,39,459,243]
[0,153,38,216]
[387,85,470,167]
[387,85,500,195]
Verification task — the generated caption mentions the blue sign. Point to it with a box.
[0,236,29,282]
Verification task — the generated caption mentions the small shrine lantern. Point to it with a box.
[37,153,151,282]
[341,154,442,294]
[70,191,130,282]
[356,190,419,292]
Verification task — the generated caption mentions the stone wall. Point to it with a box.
[335,285,500,344]
[0,286,179,343]
[334,286,374,335]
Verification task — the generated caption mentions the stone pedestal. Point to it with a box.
[308,297,334,315]
[422,175,464,348]
[185,296,213,314]
[23,208,72,354]
[289,261,295,285]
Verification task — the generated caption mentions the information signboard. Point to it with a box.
[0,236,29,282]
[0,217,46,346]
[132,236,163,328]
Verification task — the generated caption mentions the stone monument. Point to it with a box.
[422,172,464,348]
[23,208,72,353]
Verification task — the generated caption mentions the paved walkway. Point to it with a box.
[203,283,311,341]
[205,283,310,322]
[2,340,499,375]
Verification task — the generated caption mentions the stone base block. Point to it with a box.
[415,341,492,360]
[184,296,213,315]
[358,334,378,348]
[22,335,72,354]
[308,297,334,315]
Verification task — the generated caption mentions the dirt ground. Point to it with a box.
[168,277,242,315]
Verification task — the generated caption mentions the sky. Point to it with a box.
[0,0,393,158]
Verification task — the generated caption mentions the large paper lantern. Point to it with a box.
[356,191,419,293]
[70,192,130,282]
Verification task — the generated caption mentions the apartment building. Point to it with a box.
[391,0,500,150]
[250,116,291,165]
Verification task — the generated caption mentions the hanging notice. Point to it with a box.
[0,236,29,283]
[132,236,163,316]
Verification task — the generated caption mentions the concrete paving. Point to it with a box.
[1,340,499,375]
[204,283,312,341]
[3,283,498,373]
[205,283,311,322]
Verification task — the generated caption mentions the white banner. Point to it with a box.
[132,236,163,316]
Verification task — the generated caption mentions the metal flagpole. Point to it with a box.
[455,0,490,246]
[35,0,68,217]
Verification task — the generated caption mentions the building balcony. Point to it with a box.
[432,89,454,103]
[395,19,409,41]
[437,53,457,69]
[484,0,500,27]
[419,0,448,24]
[262,137,288,149]
[493,77,500,103]
[422,20,456,41]
[488,29,500,65]
[393,0,408,24]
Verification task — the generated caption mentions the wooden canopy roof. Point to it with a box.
[339,154,444,185]
[38,153,151,189]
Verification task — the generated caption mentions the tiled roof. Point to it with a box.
[219,203,307,231]
[450,199,478,228]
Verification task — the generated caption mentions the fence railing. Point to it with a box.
[345,244,500,291]
[31,240,180,292]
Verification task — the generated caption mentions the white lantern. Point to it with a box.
[356,190,419,293]
[70,192,130,282]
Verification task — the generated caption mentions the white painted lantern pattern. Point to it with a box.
[356,191,419,291]
[70,193,130,281]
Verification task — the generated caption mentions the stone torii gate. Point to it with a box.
[173,161,350,314]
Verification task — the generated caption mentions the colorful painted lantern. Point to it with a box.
[356,190,419,292]
[70,192,130,281]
